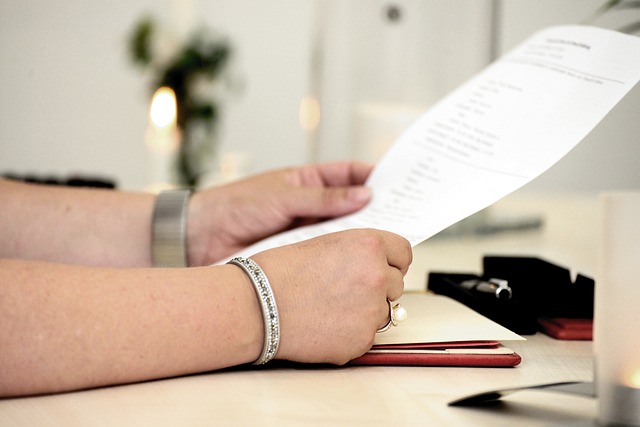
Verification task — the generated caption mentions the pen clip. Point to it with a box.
[488,278,512,300]
[460,278,512,300]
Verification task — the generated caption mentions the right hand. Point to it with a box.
[251,228,412,365]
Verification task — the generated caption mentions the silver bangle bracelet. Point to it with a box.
[227,257,280,365]
[151,189,191,268]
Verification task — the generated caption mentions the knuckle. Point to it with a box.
[357,231,386,253]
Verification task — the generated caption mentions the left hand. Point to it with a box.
[186,161,374,265]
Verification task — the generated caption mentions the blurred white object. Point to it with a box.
[596,191,640,426]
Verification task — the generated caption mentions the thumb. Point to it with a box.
[292,186,372,218]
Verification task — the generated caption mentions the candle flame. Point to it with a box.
[146,86,181,154]
[150,87,177,128]
[299,96,320,132]
[628,369,640,388]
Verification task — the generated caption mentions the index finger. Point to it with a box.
[383,231,413,276]
[360,228,412,276]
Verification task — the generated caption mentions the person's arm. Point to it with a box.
[0,178,156,267]
[0,259,263,396]
[0,161,373,267]
[0,229,411,397]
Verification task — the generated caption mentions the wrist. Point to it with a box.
[151,189,191,267]
[185,189,233,266]
[185,190,209,266]
[227,257,280,364]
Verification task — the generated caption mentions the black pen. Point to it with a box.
[460,278,512,300]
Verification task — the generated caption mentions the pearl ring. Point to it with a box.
[376,299,408,333]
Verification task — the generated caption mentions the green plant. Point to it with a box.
[129,16,232,188]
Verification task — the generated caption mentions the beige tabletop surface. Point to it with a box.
[0,192,601,426]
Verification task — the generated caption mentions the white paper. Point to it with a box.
[226,26,640,259]
[373,293,524,345]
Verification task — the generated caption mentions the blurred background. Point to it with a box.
[1,0,639,192]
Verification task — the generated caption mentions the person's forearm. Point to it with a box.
[0,259,263,397]
[0,179,155,267]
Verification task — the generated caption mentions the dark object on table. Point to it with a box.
[2,173,116,189]
[428,256,594,337]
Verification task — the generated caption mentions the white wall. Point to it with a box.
[1,0,638,193]
[310,0,495,164]
[0,0,315,190]
[198,0,315,182]
[0,0,157,190]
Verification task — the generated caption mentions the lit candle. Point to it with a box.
[145,87,181,190]
[595,191,640,426]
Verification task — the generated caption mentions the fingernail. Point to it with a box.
[349,187,372,204]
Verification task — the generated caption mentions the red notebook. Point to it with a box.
[351,342,521,367]
[350,293,524,367]
[538,317,593,341]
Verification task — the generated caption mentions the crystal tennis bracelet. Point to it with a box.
[227,257,280,365]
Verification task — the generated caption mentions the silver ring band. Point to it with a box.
[228,257,280,365]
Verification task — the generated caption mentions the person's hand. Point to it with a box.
[186,162,374,266]
[251,228,412,365]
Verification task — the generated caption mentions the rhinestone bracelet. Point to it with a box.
[227,257,280,365]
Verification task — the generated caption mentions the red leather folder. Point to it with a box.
[349,293,524,368]
[351,341,521,367]
[538,317,593,340]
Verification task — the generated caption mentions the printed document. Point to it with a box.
[227,25,640,259]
